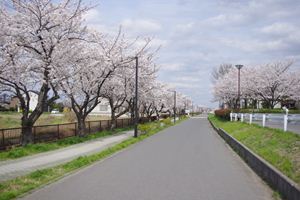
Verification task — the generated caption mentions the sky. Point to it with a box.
[84,0,300,108]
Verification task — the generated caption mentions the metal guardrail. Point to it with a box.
[230,113,300,132]
[0,118,150,150]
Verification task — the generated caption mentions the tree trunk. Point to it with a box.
[110,111,117,130]
[77,117,87,137]
[21,121,34,146]
[21,114,37,145]
[156,111,160,120]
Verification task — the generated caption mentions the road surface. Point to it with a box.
[22,117,273,200]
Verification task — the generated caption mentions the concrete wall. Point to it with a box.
[209,120,300,200]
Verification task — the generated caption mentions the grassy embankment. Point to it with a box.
[0,112,111,129]
[0,117,187,200]
[208,114,300,185]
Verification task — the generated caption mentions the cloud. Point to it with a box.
[84,0,300,107]
[121,19,162,35]
[174,76,200,82]
[220,38,286,52]
[261,22,297,36]
[83,9,101,23]
[168,82,200,89]
[175,22,195,32]
[159,63,184,71]
[201,14,248,27]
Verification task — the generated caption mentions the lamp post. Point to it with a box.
[235,64,243,110]
[173,90,176,123]
[134,56,139,138]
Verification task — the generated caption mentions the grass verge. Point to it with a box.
[0,127,132,161]
[208,114,300,185]
[0,117,187,200]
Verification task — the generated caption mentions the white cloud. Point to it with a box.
[175,22,195,31]
[220,38,286,52]
[174,76,200,82]
[201,14,248,27]
[261,22,297,35]
[83,9,101,23]
[159,63,184,71]
[168,82,200,89]
[121,19,162,34]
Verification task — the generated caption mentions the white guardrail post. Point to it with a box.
[284,115,288,132]
[249,114,252,124]
[241,114,244,122]
[235,113,238,121]
[262,114,266,127]
[230,113,233,121]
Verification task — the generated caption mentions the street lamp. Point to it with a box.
[134,56,139,138]
[235,64,243,110]
[174,90,176,123]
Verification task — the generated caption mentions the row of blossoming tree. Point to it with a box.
[212,61,300,110]
[0,0,193,145]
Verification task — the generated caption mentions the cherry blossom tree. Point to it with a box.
[211,63,233,83]
[0,0,89,144]
[245,61,298,109]
[59,31,130,136]
[101,66,132,130]
[212,60,300,109]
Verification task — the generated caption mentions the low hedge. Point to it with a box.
[214,109,231,120]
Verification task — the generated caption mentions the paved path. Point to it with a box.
[0,131,133,181]
[21,118,273,200]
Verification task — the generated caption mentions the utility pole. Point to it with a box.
[134,57,139,138]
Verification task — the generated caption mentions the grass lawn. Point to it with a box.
[208,115,300,185]
[0,117,187,200]
[0,112,112,129]
[0,127,132,161]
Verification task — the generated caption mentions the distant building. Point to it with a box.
[0,93,11,110]
[7,93,38,112]
[91,98,111,115]
[90,98,129,117]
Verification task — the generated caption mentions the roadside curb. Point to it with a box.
[208,118,300,200]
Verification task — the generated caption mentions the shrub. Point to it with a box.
[162,118,172,126]
[138,124,153,134]
[214,109,231,120]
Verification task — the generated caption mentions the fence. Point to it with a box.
[230,113,300,132]
[0,117,149,150]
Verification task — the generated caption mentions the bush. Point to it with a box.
[138,124,152,134]
[162,118,172,126]
[214,109,231,120]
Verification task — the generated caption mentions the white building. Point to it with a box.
[90,98,112,116]
[29,93,38,111]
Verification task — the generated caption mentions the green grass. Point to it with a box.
[0,118,186,200]
[208,114,300,185]
[0,127,131,161]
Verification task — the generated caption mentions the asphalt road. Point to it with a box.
[21,117,273,200]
